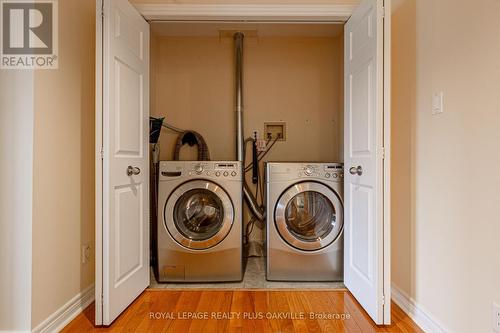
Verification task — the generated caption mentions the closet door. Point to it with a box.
[344,0,391,325]
[96,0,150,325]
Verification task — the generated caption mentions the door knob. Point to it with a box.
[127,166,141,176]
[349,166,363,176]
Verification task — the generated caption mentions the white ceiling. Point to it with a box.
[151,22,344,38]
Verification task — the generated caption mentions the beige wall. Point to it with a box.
[391,0,500,332]
[151,34,343,162]
[32,0,95,328]
[391,0,414,300]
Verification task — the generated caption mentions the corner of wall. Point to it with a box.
[0,70,35,331]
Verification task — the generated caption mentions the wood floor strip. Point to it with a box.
[61,290,425,333]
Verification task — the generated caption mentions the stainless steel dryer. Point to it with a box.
[156,161,242,282]
[266,162,344,281]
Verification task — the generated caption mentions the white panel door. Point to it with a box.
[344,0,390,325]
[97,0,150,325]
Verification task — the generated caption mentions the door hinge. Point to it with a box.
[381,147,386,160]
[381,295,386,305]
[100,148,104,160]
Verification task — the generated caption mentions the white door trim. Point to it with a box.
[382,0,392,324]
[134,4,356,22]
[95,0,104,326]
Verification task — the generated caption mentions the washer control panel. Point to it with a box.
[189,162,240,179]
[159,161,241,181]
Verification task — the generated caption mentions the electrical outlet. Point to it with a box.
[493,302,500,332]
[264,122,286,141]
[81,244,91,264]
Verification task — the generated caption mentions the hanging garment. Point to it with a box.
[173,131,211,161]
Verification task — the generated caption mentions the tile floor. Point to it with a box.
[149,256,345,290]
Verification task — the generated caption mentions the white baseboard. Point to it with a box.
[32,284,94,333]
[391,283,451,333]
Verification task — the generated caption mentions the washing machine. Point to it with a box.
[266,162,344,281]
[156,161,242,282]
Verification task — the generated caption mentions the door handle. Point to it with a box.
[127,166,141,176]
[349,166,363,176]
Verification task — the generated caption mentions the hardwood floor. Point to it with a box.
[62,290,423,333]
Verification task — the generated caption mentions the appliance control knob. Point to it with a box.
[304,166,314,176]
[223,171,229,177]
[206,171,211,176]
[325,173,331,178]
[231,171,237,177]
[333,173,338,178]
[215,171,221,177]
[194,164,204,174]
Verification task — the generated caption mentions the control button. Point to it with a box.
[325,173,331,178]
[206,171,211,176]
[223,171,229,177]
[333,173,338,178]
[231,171,237,177]
[194,164,204,174]
[304,166,314,176]
[215,171,221,177]
[340,173,344,178]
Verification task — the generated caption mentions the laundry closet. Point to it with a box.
[149,21,345,256]
[96,0,390,327]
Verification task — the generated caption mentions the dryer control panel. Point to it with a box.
[266,162,343,182]
[299,164,343,180]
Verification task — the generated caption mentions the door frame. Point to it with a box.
[134,4,356,22]
[382,0,392,323]
[95,0,104,325]
[96,0,390,326]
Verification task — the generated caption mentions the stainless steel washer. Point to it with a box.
[266,162,344,281]
[156,161,242,282]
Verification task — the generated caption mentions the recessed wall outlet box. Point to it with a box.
[432,92,444,115]
[264,122,286,141]
[493,302,500,332]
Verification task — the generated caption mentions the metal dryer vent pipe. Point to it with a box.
[234,32,244,162]
[233,32,265,221]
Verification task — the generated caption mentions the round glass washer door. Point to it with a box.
[164,180,234,250]
[275,181,343,251]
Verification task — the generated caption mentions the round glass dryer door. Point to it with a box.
[275,182,343,251]
[164,180,234,250]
